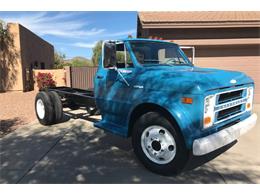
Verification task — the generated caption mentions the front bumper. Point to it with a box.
[193,113,257,156]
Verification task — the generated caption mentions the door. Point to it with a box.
[95,41,134,124]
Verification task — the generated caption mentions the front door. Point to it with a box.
[94,41,134,124]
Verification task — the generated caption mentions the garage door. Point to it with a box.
[185,45,260,103]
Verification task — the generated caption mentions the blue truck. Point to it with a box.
[35,38,257,175]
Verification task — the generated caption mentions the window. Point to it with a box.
[103,42,133,69]
[130,41,191,66]
[40,62,45,69]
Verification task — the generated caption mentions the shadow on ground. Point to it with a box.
[0,117,25,138]
[0,111,259,184]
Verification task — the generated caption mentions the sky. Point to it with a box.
[0,11,137,59]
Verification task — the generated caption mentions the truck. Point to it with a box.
[34,38,257,175]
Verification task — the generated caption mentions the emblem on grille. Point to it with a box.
[230,79,237,84]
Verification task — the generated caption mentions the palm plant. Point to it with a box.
[0,20,10,51]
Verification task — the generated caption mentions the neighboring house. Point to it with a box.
[0,23,54,92]
[137,11,260,103]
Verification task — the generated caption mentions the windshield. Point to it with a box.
[129,41,192,66]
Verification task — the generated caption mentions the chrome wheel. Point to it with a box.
[36,99,45,119]
[141,125,177,164]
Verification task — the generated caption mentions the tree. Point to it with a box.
[54,51,71,69]
[91,40,102,66]
[0,20,8,51]
[0,20,20,91]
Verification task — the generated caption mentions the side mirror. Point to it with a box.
[103,42,116,68]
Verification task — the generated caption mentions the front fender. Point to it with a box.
[127,91,203,149]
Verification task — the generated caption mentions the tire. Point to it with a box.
[35,91,54,125]
[132,112,188,175]
[48,91,63,123]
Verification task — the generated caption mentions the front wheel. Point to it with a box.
[132,112,188,175]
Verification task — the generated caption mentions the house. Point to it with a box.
[137,11,260,103]
[0,23,54,92]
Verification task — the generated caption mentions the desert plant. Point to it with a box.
[36,72,56,90]
[54,51,72,69]
[92,40,103,66]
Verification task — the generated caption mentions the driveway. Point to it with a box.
[0,106,259,184]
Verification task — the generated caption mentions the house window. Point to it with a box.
[40,62,45,69]
[34,61,38,68]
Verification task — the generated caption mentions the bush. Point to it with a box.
[36,72,56,90]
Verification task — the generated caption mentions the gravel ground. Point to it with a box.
[0,91,37,138]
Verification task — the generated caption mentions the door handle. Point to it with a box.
[97,75,104,79]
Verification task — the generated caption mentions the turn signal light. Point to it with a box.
[182,97,193,104]
[247,103,251,109]
[204,117,211,125]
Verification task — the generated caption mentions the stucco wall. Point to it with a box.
[0,23,54,92]
[19,24,54,91]
[0,23,23,91]
[19,24,54,70]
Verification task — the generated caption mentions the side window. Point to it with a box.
[116,44,125,68]
[125,50,133,68]
[116,43,133,69]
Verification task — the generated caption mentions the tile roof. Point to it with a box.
[138,12,260,28]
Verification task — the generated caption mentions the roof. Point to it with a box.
[138,11,260,28]
[169,38,260,46]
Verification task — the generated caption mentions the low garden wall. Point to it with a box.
[33,69,66,90]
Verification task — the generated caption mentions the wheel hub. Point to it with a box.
[36,99,45,119]
[151,140,161,151]
[141,125,177,164]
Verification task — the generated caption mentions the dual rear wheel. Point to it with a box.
[35,91,63,125]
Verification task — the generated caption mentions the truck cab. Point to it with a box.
[94,38,257,174]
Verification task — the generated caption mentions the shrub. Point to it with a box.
[36,72,56,90]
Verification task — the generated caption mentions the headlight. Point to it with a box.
[246,87,254,112]
[203,94,216,128]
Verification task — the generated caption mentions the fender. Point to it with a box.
[127,93,196,149]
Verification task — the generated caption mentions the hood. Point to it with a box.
[135,66,253,94]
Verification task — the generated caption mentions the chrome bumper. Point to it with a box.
[193,113,257,156]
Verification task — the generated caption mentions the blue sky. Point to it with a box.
[0,11,137,59]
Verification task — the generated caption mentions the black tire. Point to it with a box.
[132,112,188,175]
[35,91,54,125]
[48,91,63,123]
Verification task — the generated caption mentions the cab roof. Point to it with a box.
[118,38,178,45]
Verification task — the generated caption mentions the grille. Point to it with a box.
[218,89,243,104]
[217,105,242,121]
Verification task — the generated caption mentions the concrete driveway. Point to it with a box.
[1,106,259,184]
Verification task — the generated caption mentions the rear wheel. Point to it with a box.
[35,91,54,125]
[48,91,63,123]
[132,112,188,175]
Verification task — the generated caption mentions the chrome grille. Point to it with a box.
[217,105,242,121]
[214,88,247,124]
[217,89,243,104]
